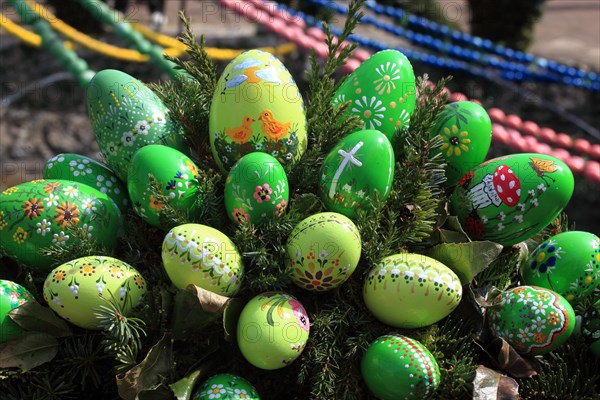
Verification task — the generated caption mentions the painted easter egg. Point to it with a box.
[43,256,147,329]
[361,335,440,400]
[237,292,309,370]
[0,180,122,270]
[318,129,395,218]
[451,153,574,246]
[193,374,260,400]
[430,101,492,186]
[86,69,187,181]
[43,153,129,212]
[0,280,35,343]
[363,253,462,328]
[286,212,361,291]
[209,49,307,172]
[487,286,575,355]
[224,152,289,225]
[162,224,243,296]
[332,49,416,141]
[521,231,600,304]
[582,299,600,358]
[128,145,201,229]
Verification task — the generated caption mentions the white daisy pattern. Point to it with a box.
[373,61,401,95]
[152,111,166,125]
[36,219,51,236]
[121,131,136,147]
[135,120,151,135]
[62,186,78,198]
[351,95,387,129]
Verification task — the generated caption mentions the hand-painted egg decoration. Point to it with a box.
[487,286,575,355]
[86,69,188,181]
[0,280,35,343]
[286,212,361,291]
[430,101,492,186]
[224,152,289,225]
[318,129,395,218]
[193,374,260,400]
[209,50,307,172]
[0,180,122,270]
[43,153,129,212]
[363,253,462,328]
[162,224,243,296]
[43,256,147,329]
[361,335,440,400]
[332,50,416,141]
[451,153,574,246]
[128,145,201,229]
[237,292,309,370]
[582,299,600,358]
[521,231,600,304]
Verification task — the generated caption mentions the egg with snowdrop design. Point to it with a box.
[0,180,122,270]
[193,373,260,400]
[332,49,416,141]
[487,286,575,355]
[127,145,202,229]
[86,69,188,181]
[43,256,147,329]
[451,153,574,246]
[43,153,129,212]
[0,280,35,343]
[521,231,600,304]
[209,50,307,172]
[363,253,462,328]
[162,224,243,296]
[224,152,289,225]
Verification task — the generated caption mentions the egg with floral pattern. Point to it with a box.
[581,299,600,358]
[521,231,600,304]
[451,153,574,246]
[224,152,289,225]
[361,335,440,400]
[319,129,395,218]
[209,50,307,172]
[43,256,147,329]
[0,280,35,343]
[487,286,575,355]
[430,101,492,186]
[332,50,416,141]
[193,373,260,400]
[86,69,188,181]
[128,145,202,229]
[0,180,122,270]
[286,212,361,291]
[43,153,129,212]
[363,253,462,328]
[162,224,243,296]
[237,292,309,370]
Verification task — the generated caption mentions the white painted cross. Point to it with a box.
[329,141,364,198]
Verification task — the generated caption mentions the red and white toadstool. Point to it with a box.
[467,164,521,209]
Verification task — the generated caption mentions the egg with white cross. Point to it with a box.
[318,129,395,219]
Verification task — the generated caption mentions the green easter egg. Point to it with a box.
[488,286,575,355]
[286,212,361,291]
[127,145,201,229]
[224,152,289,225]
[43,256,147,329]
[522,231,600,304]
[582,299,600,358]
[363,253,462,328]
[209,50,307,172]
[333,49,416,141]
[162,224,243,296]
[451,153,574,246]
[193,374,260,400]
[237,292,309,370]
[318,129,394,218]
[430,101,492,186]
[0,180,122,270]
[86,69,188,181]
[361,335,440,400]
[43,153,129,212]
[0,280,35,343]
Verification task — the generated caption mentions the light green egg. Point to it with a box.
[0,280,35,343]
[193,374,260,400]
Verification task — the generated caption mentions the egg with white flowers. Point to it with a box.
[0,280,35,343]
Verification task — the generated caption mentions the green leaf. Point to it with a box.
[0,332,58,371]
[169,370,201,400]
[428,241,503,284]
[116,333,174,400]
[8,302,72,337]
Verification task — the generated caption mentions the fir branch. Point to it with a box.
[56,334,109,391]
